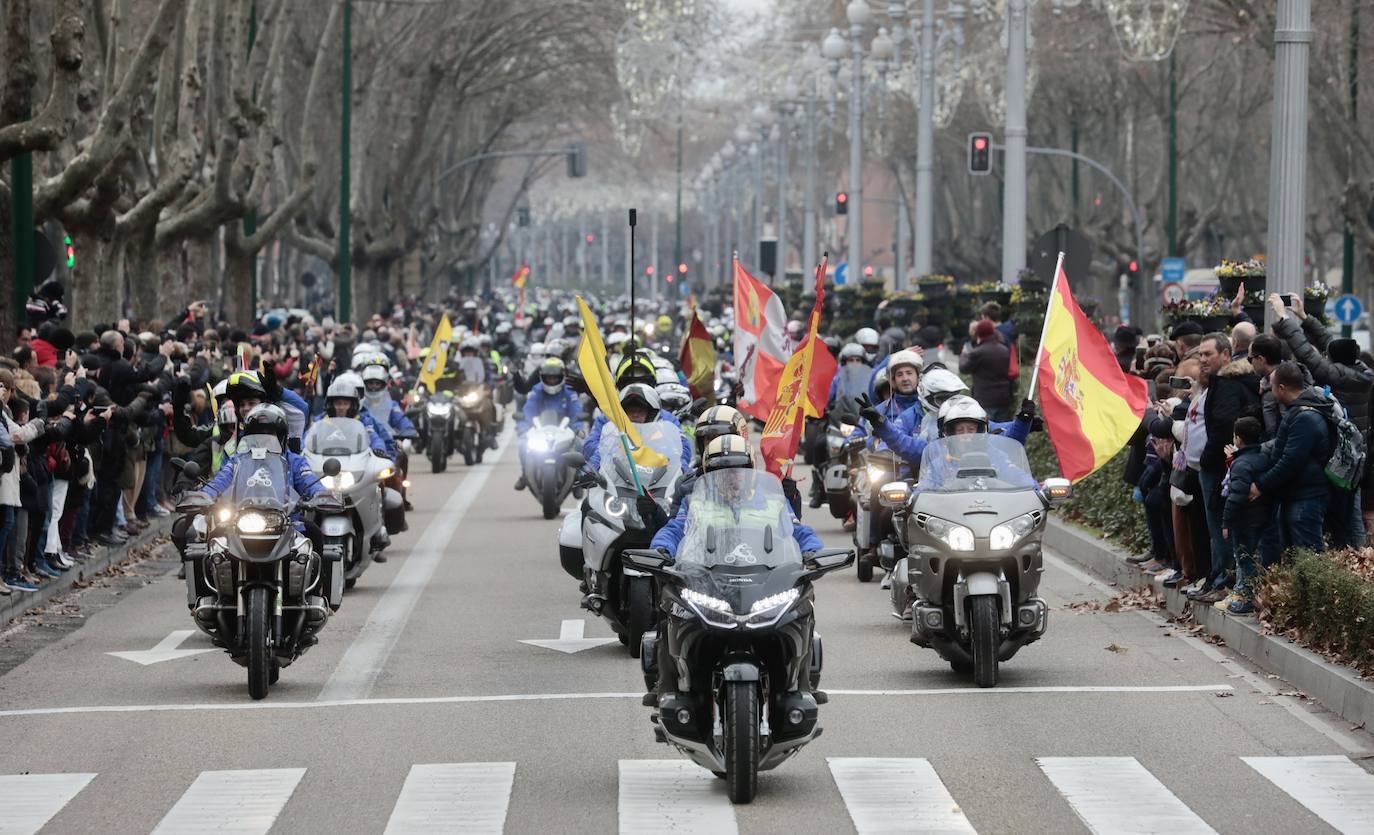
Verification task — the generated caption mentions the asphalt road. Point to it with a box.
[2,426,1373,834]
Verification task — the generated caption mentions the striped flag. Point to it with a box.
[1033,258,1149,481]
[678,307,716,401]
[759,256,837,477]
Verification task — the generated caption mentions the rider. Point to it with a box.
[581,354,692,470]
[361,363,418,445]
[849,349,924,446]
[854,327,881,364]
[456,339,499,449]
[200,405,324,502]
[916,395,1039,491]
[514,358,586,491]
[313,375,391,457]
[866,392,1036,470]
[669,405,750,516]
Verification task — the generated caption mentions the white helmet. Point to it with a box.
[528,341,546,359]
[838,343,865,363]
[855,327,880,360]
[918,368,968,413]
[360,364,388,385]
[887,349,924,374]
[618,382,661,417]
[654,367,679,386]
[657,382,691,413]
[607,332,630,349]
[937,395,988,437]
[212,379,229,399]
[334,371,365,399]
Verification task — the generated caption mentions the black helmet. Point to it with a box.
[240,404,289,446]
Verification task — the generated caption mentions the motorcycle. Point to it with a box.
[558,419,682,657]
[176,436,346,700]
[880,433,1070,687]
[303,417,402,589]
[623,469,852,803]
[422,391,460,473]
[850,444,905,583]
[522,411,579,519]
[821,409,861,520]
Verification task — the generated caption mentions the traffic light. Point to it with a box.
[1128,259,1139,274]
[516,207,530,227]
[585,233,594,244]
[645,265,655,276]
[863,265,874,277]
[566,141,587,178]
[968,132,992,175]
[677,262,688,275]
[835,192,849,215]
[64,234,75,269]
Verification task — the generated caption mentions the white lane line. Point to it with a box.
[1037,757,1215,834]
[1243,756,1374,834]
[384,762,516,835]
[0,684,1236,718]
[828,757,975,834]
[0,773,96,835]
[319,430,512,702]
[152,768,306,835]
[618,760,737,835]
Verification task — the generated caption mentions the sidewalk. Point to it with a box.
[1047,517,1374,731]
[0,520,173,625]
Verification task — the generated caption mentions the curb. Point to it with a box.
[1046,517,1374,731]
[0,519,172,625]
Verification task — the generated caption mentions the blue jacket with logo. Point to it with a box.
[203,449,323,501]
[520,386,586,433]
[583,410,692,471]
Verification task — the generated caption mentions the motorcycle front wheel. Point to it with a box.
[971,595,999,688]
[723,681,759,803]
[540,470,560,519]
[463,429,476,466]
[626,577,654,659]
[246,587,272,700]
[856,551,874,583]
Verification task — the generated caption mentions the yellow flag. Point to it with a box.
[417,314,454,393]
[575,297,669,469]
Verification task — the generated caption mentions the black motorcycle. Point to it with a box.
[422,390,460,473]
[624,468,852,803]
[177,437,345,700]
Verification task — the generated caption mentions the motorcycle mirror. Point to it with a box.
[878,481,910,509]
[181,461,202,481]
[169,457,188,472]
[561,451,586,469]
[803,548,855,574]
[622,548,673,572]
[1042,477,1073,504]
[323,458,342,477]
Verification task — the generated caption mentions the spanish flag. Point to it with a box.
[575,297,669,469]
[678,307,716,401]
[760,256,838,477]
[416,314,454,393]
[512,264,529,289]
[1034,259,1149,481]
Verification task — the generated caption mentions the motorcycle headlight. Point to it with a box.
[839,422,857,437]
[236,511,283,535]
[322,472,357,491]
[461,392,481,407]
[682,588,738,627]
[527,434,551,452]
[866,463,888,483]
[427,403,452,417]
[922,515,975,551]
[216,506,234,524]
[990,512,1040,550]
[376,466,395,481]
[745,588,801,627]
[604,495,627,518]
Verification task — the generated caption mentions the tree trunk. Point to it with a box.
[182,237,215,315]
[126,227,161,322]
[223,230,255,327]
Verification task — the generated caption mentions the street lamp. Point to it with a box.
[824,2,880,285]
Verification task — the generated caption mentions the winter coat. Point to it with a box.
[1201,359,1262,473]
[1272,314,1374,432]
[1,405,46,507]
[519,386,585,433]
[1222,445,1274,532]
[92,346,158,406]
[1256,388,1336,501]
[959,339,1013,411]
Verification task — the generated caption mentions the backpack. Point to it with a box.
[1302,402,1366,491]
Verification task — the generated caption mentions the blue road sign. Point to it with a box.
[1161,257,1186,284]
[834,262,848,286]
[1334,294,1363,325]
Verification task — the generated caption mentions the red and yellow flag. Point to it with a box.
[511,264,529,289]
[678,307,716,401]
[760,257,837,477]
[1035,262,1149,481]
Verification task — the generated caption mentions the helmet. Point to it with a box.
[563,315,580,331]
[478,334,492,349]
[463,300,478,311]
[657,382,691,413]
[212,379,229,400]
[702,434,753,473]
[225,370,268,405]
[887,349,924,377]
[654,367,679,386]
[855,327,880,352]
[838,343,865,363]
[618,382,660,417]
[786,319,805,339]
[495,321,512,335]
[655,314,673,335]
[606,332,630,350]
[538,358,566,394]
[823,335,842,355]
[695,405,748,454]
[459,337,480,353]
[326,376,361,417]
[615,353,657,388]
[873,367,891,401]
[360,364,389,391]
[918,368,969,413]
[937,395,988,437]
[216,401,237,432]
[544,338,565,358]
[528,341,546,358]
[240,403,289,445]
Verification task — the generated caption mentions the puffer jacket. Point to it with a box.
[1272,314,1374,432]
[1256,388,1336,501]
[1201,358,1262,472]
[959,338,1013,411]
[1,403,46,507]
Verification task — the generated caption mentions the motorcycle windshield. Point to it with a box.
[457,356,486,384]
[833,363,872,402]
[918,434,1038,493]
[597,419,682,496]
[305,417,370,457]
[536,409,562,427]
[226,446,293,509]
[677,469,802,568]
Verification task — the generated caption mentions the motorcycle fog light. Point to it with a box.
[216,507,233,524]
[925,610,943,629]
[402,479,411,488]
[675,708,692,725]
[866,464,886,483]
[787,708,805,725]
[1019,607,1037,626]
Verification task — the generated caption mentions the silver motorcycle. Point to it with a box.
[879,434,1070,687]
[521,411,579,519]
[303,417,401,589]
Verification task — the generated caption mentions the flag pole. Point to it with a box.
[1025,252,1065,400]
[628,208,638,366]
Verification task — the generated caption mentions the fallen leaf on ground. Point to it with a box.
[1215,691,1234,698]
[1105,643,1128,654]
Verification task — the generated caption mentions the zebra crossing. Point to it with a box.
[4,754,1373,834]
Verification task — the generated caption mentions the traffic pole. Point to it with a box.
[1265,0,1312,323]
[338,0,353,323]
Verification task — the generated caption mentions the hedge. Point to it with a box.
[1026,433,1151,553]
[1256,549,1374,677]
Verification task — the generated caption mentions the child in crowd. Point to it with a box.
[1220,416,1279,614]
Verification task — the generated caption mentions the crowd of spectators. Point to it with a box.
[1118,291,1372,614]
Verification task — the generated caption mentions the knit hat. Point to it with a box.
[1330,337,1360,366]
[974,319,997,341]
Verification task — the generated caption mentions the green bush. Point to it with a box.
[1257,549,1374,677]
[1027,433,1152,553]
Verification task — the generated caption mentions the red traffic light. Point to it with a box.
[1128,260,1139,273]
[678,262,688,274]
[836,192,847,204]
[585,234,594,244]
[863,265,874,277]
[645,265,655,276]
[968,132,993,175]
[974,137,988,151]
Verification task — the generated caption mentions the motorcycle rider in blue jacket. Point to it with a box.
[582,354,692,471]
[865,393,1036,470]
[515,358,587,491]
[202,405,324,502]
[309,374,391,458]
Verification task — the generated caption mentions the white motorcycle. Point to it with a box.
[522,412,579,519]
[303,417,402,589]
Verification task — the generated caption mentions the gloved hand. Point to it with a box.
[1017,398,1037,422]
[1131,486,1144,503]
[636,493,667,529]
[856,393,884,429]
[0,446,14,474]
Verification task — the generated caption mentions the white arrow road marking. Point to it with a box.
[106,630,214,666]
[519,619,618,654]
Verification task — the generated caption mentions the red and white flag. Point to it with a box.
[732,259,789,421]
[760,256,837,477]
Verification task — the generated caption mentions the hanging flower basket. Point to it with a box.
[1214,258,1266,298]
